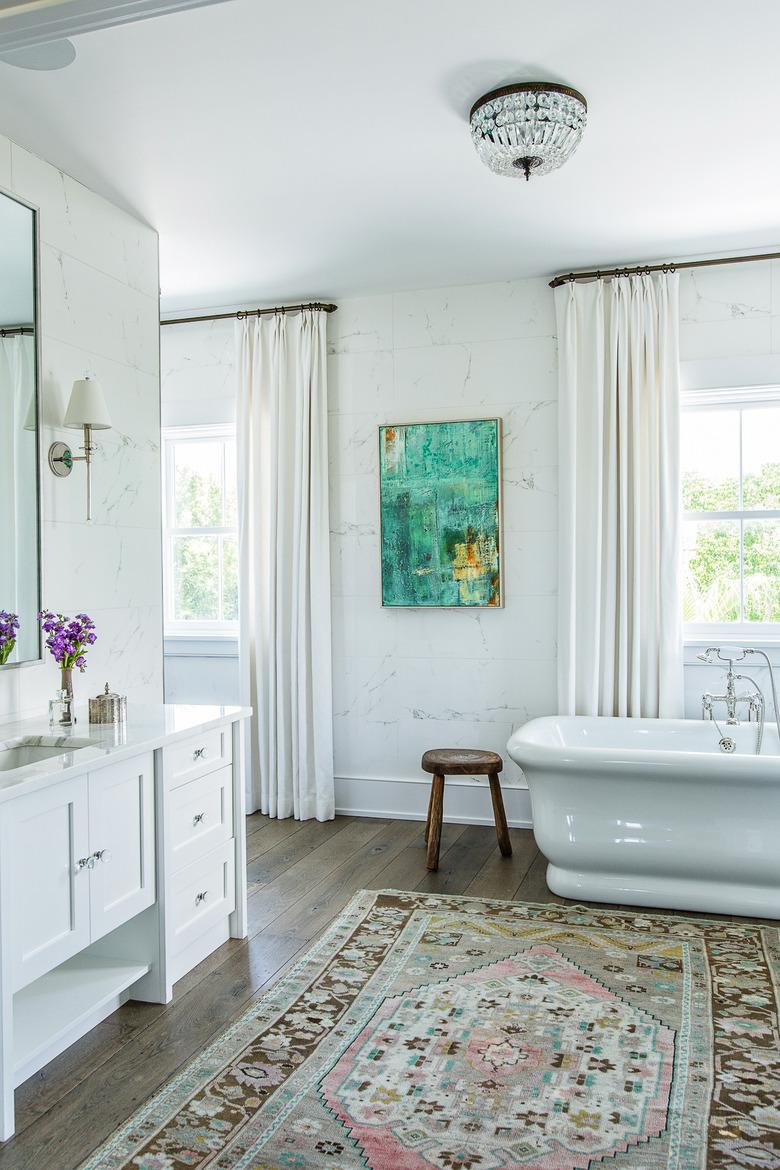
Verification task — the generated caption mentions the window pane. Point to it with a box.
[173,441,223,528]
[682,519,740,623]
[224,440,237,527]
[743,519,780,621]
[680,409,740,512]
[742,406,780,510]
[222,535,238,622]
[173,535,219,621]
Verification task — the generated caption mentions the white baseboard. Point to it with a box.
[334,774,533,829]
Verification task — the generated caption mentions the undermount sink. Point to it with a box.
[0,737,99,772]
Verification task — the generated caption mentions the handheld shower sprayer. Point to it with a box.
[737,648,780,752]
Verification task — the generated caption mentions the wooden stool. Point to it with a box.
[421,748,512,871]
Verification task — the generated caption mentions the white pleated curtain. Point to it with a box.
[555,273,683,718]
[237,309,335,820]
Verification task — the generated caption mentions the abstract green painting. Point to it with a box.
[379,418,502,607]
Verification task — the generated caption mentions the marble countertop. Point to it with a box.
[0,703,251,803]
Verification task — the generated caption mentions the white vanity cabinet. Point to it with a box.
[6,755,155,991]
[0,705,249,1140]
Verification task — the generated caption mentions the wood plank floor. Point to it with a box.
[0,814,763,1168]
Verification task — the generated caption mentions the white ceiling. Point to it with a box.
[0,0,778,312]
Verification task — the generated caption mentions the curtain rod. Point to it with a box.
[549,249,780,289]
[0,326,34,337]
[160,301,338,327]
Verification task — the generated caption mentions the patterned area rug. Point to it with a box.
[80,890,780,1170]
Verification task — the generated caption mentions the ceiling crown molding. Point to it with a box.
[0,0,234,50]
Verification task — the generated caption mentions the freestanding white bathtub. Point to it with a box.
[507,716,780,919]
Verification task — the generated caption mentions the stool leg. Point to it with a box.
[488,773,512,857]
[426,775,445,871]
[424,781,435,843]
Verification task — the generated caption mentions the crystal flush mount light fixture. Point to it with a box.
[470,82,588,181]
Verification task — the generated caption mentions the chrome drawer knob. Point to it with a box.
[195,890,208,906]
[193,811,207,826]
[193,746,207,761]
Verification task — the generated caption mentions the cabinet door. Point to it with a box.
[6,775,91,992]
[88,753,155,942]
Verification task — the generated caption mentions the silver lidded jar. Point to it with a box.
[88,682,127,725]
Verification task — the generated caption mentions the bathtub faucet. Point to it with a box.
[698,650,763,725]
[701,674,762,724]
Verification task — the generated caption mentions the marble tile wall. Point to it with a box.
[0,133,162,719]
[328,280,559,794]
[162,261,780,809]
[160,316,236,428]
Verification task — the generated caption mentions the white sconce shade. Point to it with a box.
[64,377,112,431]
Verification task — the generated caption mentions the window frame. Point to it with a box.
[682,383,780,643]
[162,423,239,638]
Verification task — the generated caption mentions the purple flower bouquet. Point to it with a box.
[38,611,97,703]
[38,610,97,671]
[0,612,19,666]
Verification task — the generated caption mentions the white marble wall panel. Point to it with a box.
[679,260,778,361]
[40,246,159,376]
[160,317,236,427]
[328,278,559,796]
[392,280,556,349]
[0,132,162,719]
[331,595,556,663]
[10,143,158,297]
[328,295,394,355]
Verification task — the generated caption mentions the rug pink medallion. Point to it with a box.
[320,945,675,1170]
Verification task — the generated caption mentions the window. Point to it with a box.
[681,387,780,638]
[162,425,238,635]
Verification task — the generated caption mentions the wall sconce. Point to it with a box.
[48,377,112,521]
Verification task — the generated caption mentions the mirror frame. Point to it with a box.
[0,186,43,670]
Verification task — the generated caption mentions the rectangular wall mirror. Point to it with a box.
[0,190,41,668]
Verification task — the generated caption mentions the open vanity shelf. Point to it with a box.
[13,953,150,1087]
[0,704,249,1140]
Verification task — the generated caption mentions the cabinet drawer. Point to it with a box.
[169,841,235,956]
[164,726,232,789]
[170,765,233,873]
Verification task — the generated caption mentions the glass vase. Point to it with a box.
[60,666,74,706]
